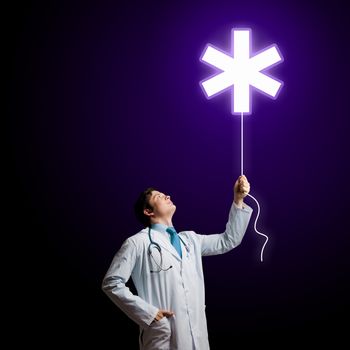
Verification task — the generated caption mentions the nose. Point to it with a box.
[166,195,170,200]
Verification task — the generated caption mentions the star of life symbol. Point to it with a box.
[200,28,284,115]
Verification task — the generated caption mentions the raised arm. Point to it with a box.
[200,175,253,256]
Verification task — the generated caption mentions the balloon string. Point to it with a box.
[240,111,269,262]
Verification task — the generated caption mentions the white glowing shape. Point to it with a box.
[200,28,283,114]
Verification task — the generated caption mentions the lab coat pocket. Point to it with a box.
[142,317,171,350]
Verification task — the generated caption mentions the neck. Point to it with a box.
[152,217,173,227]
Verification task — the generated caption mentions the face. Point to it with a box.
[144,191,176,221]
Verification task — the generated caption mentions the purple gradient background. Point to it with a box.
[7,0,349,347]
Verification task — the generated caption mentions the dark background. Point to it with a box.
[7,0,349,347]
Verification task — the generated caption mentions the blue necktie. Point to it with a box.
[166,227,182,258]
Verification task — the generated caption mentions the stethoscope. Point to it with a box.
[148,226,190,273]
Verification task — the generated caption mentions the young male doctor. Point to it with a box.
[102,175,252,349]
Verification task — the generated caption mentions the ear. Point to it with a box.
[143,208,154,217]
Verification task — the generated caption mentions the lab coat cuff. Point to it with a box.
[232,200,253,213]
[145,307,159,327]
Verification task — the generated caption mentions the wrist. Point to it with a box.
[234,198,243,208]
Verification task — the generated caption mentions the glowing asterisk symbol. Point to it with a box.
[200,28,284,115]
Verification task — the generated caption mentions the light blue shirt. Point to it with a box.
[150,223,174,239]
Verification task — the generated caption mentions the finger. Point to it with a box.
[163,311,175,317]
[241,182,249,189]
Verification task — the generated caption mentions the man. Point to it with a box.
[102,175,252,349]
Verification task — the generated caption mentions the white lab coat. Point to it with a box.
[102,202,252,350]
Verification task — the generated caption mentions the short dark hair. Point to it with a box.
[134,187,157,227]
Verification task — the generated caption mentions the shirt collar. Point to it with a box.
[151,223,175,235]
